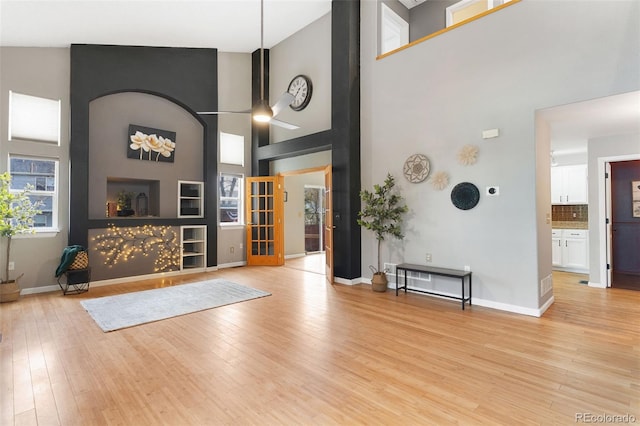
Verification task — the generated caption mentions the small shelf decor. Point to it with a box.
[403,154,430,183]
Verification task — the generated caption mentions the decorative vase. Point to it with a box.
[371,272,388,292]
[0,280,21,303]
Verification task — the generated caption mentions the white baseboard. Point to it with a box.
[284,253,306,259]
[588,281,606,288]
[472,296,554,317]
[217,261,246,269]
[334,276,363,286]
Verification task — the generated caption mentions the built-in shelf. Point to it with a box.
[106,177,160,218]
[181,225,206,270]
[178,180,204,218]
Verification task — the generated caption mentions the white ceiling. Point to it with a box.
[2,0,638,154]
[539,91,640,156]
[0,0,332,52]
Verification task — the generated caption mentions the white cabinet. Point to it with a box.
[178,181,204,218]
[552,229,588,273]
[551,229,562,267]
[551,165,588,204]
[181,225,206,271]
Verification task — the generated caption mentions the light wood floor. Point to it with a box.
[1,269,638,425]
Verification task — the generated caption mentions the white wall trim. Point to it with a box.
[284,253,306,259]
[217,261,246,269]
[472,296,554,317]
[334,276,363,286]
[588,281,606,288]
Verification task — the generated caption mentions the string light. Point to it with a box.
[92,224,181,272]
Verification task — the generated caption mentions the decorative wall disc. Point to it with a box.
[430,171,449,191]
[451,182,480,210]
[457,144,479,166]
[403,154,430,183]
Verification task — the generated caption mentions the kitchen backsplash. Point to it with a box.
[552,204,588,222]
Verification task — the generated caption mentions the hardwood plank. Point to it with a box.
[1,268,638,424]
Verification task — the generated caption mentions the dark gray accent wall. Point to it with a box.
[410,0,458,42]
[253,1,361,280]
[70,44,219,268]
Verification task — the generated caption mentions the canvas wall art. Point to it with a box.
[127,124,176,163]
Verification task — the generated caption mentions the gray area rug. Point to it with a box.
[80,279,270,332]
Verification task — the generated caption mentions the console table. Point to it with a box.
[395,263,472,310]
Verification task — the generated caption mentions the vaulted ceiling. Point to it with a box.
[0,0,332,52]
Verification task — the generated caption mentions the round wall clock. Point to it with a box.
[287,75,313,111]
[403,154,430,183]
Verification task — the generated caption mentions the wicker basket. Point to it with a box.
[68,251,89,270]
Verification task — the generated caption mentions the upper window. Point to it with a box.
[220,132,245,166]
[8,91,61,144]
[446,0,513,27]
[381,3,409,55]
[9,156,59,231]
[219,173,243,226]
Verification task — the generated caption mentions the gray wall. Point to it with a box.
[270,12,332,143]
[0,47,70,292]
[409,0,457,42]
[217,52,252,267]
[361,0,640,313]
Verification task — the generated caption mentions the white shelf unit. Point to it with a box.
[178,180,204,218]
[180,225,207,271]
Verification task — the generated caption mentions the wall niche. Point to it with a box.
[88,92,204,220]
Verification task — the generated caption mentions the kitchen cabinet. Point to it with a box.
[552,229,588,273]
[551,165,588,204]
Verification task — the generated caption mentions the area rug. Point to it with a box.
[80,279,270,332]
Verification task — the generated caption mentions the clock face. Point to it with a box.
[287,75,312,111]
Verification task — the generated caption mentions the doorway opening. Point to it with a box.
[605,159,640,290]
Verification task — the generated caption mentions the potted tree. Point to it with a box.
[357,173,408,292]
[0,172,42,302]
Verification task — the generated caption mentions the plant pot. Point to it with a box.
[0,280,21,303]
[371,272,388,292]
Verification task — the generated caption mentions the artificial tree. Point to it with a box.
[0,172,42,301]
[357,173,408,292]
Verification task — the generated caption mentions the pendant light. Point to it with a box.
[252,0,273,123]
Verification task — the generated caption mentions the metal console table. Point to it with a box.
[395,263,472,310]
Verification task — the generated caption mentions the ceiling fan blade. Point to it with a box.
[271,92,295,117]
[197,109,251,115]
[270,118,299,130]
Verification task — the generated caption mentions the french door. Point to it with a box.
[324,165,334,284]
[245,176,284,266]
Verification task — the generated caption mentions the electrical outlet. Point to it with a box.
[8,262,14,271]
[229,246,235,254]
[425,253,432,262]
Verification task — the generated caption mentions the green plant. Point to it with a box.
[0,172,42,283]
[117,190,135,210]
[357,173,408,274]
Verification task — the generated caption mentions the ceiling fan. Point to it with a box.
[197,0,299,130]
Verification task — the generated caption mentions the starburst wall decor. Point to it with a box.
[457,144,479,166]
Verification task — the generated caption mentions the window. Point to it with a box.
[446,0,512,27]
[8,91,61,144]
[9,156,59,231]
[381,3,409,55]
[220,132,244,166]
[219,173,243,225]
